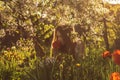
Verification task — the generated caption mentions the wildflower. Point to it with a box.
[102,51,111,58]
[3,51,7,53]
[18,60,23,64]
[3,51,8,56]
[110,72,120,80]
[11,46,16,50]
[112,50,120,66]
[6,47,10,51]
[76,63,80,67]
[59,64,63,69]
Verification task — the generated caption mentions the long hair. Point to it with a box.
[50,25,73,56]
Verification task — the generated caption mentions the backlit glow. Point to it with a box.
[103,0,120,4]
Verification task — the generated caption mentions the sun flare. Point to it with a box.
[103,0,120,4]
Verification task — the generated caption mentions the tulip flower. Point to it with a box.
[112,50,120,66]
[110,72,120,80]
[102,51,111,58]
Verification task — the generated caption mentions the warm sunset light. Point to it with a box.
[0,0,120,80]
[103,0,120,4]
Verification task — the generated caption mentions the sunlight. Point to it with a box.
[103,0,120,4]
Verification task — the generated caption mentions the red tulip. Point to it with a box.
[112,50,120,66]
[102,51,111,58]
[110,72,120,80]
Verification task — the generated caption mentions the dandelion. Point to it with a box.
[3,51,7,54]
[102,51,111,58]
[76,63,80,67]
[112,50,120,66]
[110,72,120,80]
[59,64,63,69]
[11,46,16,50]
[18,60,23,65]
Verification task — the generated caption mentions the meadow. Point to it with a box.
[0,0,120,80]
[0,46,119,80]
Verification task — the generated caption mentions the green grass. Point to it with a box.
[0,48,119,80]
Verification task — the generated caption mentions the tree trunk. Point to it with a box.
[103,18,109,50]
[114,38,120,50]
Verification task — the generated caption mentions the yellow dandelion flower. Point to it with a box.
[76,63,80,67]
[59,64,63,69]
